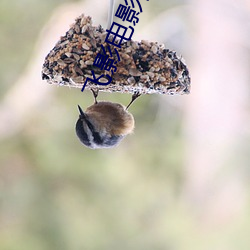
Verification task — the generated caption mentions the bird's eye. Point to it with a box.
[42,4,190,150]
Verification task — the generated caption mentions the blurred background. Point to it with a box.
[1,0,250,249]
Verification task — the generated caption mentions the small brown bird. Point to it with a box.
[75,90,140,149]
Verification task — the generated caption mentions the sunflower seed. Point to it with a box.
[82,43,90,50]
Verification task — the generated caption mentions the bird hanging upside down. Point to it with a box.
[75,90,140,149]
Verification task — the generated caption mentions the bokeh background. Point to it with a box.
[1,0,250,249]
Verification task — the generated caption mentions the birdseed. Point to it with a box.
[42,14,191,95]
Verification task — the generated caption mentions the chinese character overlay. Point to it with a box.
[105,22,134,48]
[80,0,150,92]
[123,0,143,13]
[93,45,120,74]
[81,45,121,92]
[115,4,139,26]
[81,71,112,92]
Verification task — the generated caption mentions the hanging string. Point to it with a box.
[107,0,115,28]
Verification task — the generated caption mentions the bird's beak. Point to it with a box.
[77,105,86,119]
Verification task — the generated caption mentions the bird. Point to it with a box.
[75,90,140,149]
